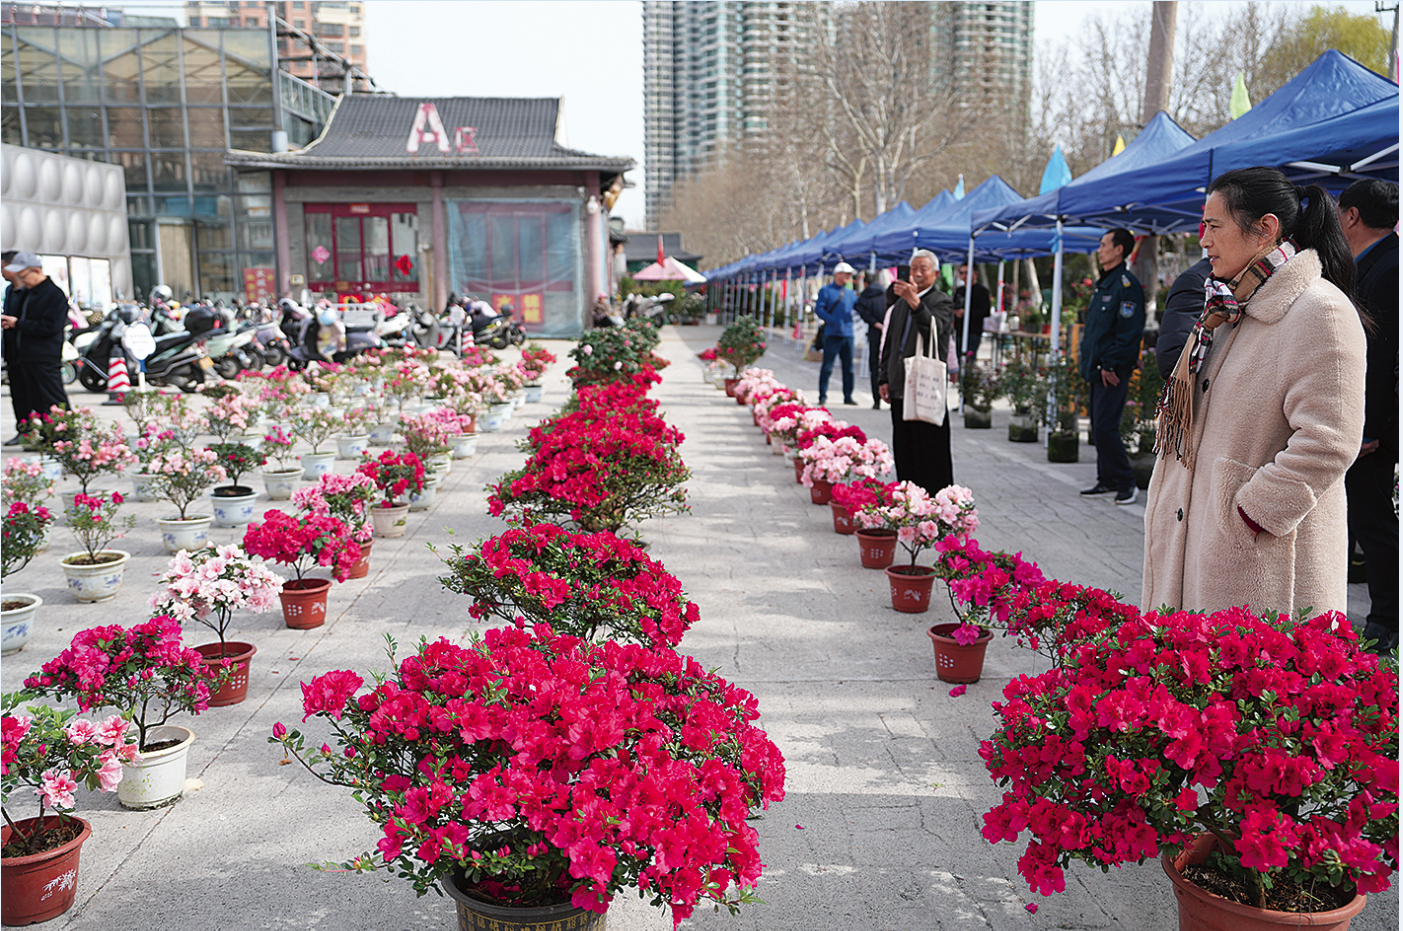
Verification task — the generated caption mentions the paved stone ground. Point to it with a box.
[0,329,1391,931]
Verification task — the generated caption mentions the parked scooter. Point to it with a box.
[467,298,526,349]
[72,304,216,393]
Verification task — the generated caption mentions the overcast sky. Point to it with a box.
[126,0,1388,227]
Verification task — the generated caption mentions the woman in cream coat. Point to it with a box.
[1143,168,1367,618]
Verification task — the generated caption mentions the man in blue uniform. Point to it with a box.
[814,261,858,406]
[1079,229,1145,505]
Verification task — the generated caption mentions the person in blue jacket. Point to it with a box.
[814,262,858,406]
[1078,229,1145,505]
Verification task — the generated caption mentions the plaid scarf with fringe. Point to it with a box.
[1155,240,1298,469]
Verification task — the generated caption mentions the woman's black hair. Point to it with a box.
[1207,167,1357,303]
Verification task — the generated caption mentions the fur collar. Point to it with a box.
[1243,248,1322,325]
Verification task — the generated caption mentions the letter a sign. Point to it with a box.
[406,102,450,155]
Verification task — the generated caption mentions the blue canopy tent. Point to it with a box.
[824,201,917,267]
[869,190,958,261]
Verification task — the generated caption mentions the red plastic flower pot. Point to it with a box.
[927,622,993,683]
[792,457,805,484]
[1162,849,1366,931]
[279,578,332,629]
[886,565,936,613]
[347,539,373,580]
[193,641,257,706]
[830,501,855,535]
[855,528,897,570]
[809,479,834,506]
[1,815,92,926]
[724,378,739,397]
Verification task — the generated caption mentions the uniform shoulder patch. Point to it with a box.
[1119,301,1136,318]
[1122,275,1132,288]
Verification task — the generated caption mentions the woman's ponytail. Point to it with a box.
[1294,182,1356,299]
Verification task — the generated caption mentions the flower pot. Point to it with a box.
[311,392,331,408]
[449,433,478,458]
[1,594,41,656]
[335,433,370,460]
[927,622,993,684]
[371,503,411,538]
[347,539,373,580]
[1161,850,1366,931]
[441,872,608,931]
[427,452,452,475]
[193,641,257,707]
[261,467,304,501]
[408,482,436,511]
[523,383,544,403]
[963,408,993,429]
[490,401,514,421]
[479,408,508,433]
[37,456,62,483]
[830,501,856,535]
[1008,420,1039,443]
[131,471,158,501]
[809,478,834,505]
[0,815,92,926]
[58,550,129,603]
[299,451,336,480]
[210,486,259,528]
[118,725,194,810]
[1047,431,1079,463]
[157,515,213,553]
[369,421,398,446]
[724,378,740,397]
[792,457,805,484]
[279,578,332,629]
[735,391,746,407]
[229,430,265,451]
[855,529,897,570]
[887,565,937,613]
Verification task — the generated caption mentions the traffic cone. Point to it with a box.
[104,353,131,404]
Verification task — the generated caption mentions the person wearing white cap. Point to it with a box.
[813,262,859,406]
[1,251,70,442]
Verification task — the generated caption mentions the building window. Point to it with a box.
[294,19,305,29]
[303,203,419,291]
[349,25,360,37]
[324,41,344,53]
[350,45,362,57]
[316,22,344,37]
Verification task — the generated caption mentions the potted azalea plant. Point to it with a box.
[207,441,266,527]
[2,500,54,655]
[716,316,767,387]
[242,509,359,629]
[1039,352,1085,463]
[1000,355,1043,443]
[25,406,135,502]
[269,625,786,927]
[828,476,889,536]
[854,482,978,615]
[517,342,556,401]
[432,520,701,649]
[260,425,303,500]
[355,450,424,538]
[281,404,342,479]
[144,446,226,553]
[797,435,892,506]
[0,695,140,925]
[292,472,378,578]
[23,617,222,810]
[980,605,1398,928]
[148,544,285,706]
[959,361,1000,429]
[59,491,136,603]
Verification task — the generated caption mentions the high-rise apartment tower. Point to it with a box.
[929,1,1034,117]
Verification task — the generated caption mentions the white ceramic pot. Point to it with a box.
[299,451,336,480]
[131,472,158,501]
[426,453,452,475]
[59,550,130,603]
[449,434,478,459]
[229,431,265,451]
[408,483,436,512]
[38,456,63,483]
[524,384,544,403]
[369,422,398,446]
[312,392,331,408]
[118,725,194,810]
[1,594,41,656]
[370,503,411,538]
[261,467,303,501]
[424,469,445,490]
[157,516,213,554]
[479,409,508,433]
[210,489,259,528]
[336,434,370,460]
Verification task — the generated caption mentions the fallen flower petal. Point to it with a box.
[949,685,968,697]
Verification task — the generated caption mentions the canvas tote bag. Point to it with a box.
[902,330,947,425]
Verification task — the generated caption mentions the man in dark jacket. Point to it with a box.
[878,250,954,494]
[1078,229,1144,506]
[1,251,70,436]
[1338,179,1398,651]
[1155,256,1213,379]
[952,264,990,361]
[853,270,888,408]
[2,250,28,442]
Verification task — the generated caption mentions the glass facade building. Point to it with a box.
[2,18,333,301]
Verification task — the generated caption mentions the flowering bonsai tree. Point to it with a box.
[262,425,300,472]
[129,422,180,472]
[566,329,668,387]
[716,317,767,376]
[200,390,261,442]
[517,343,557,382]
[65,492,135,563]
[122,387,189,440]
[144,447,227,520]
[798,436,893,488]
[356,450,425,507]
[149,544,285,657]
[397,412,455,461]
[24,407,135,495]
[981,607,1399,912]
[269,626,786,923]
[855,482,978,568]
[282,405,342,455]
[2,457,55,510]
[292,472,377,544]
[433,521,700,648]
[1,695,139,855]
[242,509,359,582]
[24,617,220,752]
[208,442,266,491]
[2,501,54,580]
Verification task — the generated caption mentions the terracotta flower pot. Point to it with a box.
[279,578,332,629]
[724,378,739,397]
[927,622,993,683]
[792,457,805,484]
[194,641,257,706]
[855,528,897,570]
[348,539,373,579]
[1161,849,1366,931]
[809,479,834,505]
[441,871,607,931]
[887,565,936,613]
[830,501,855,535]
[0,815,92,926]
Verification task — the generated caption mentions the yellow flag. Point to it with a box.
[1111,135,1126,156]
